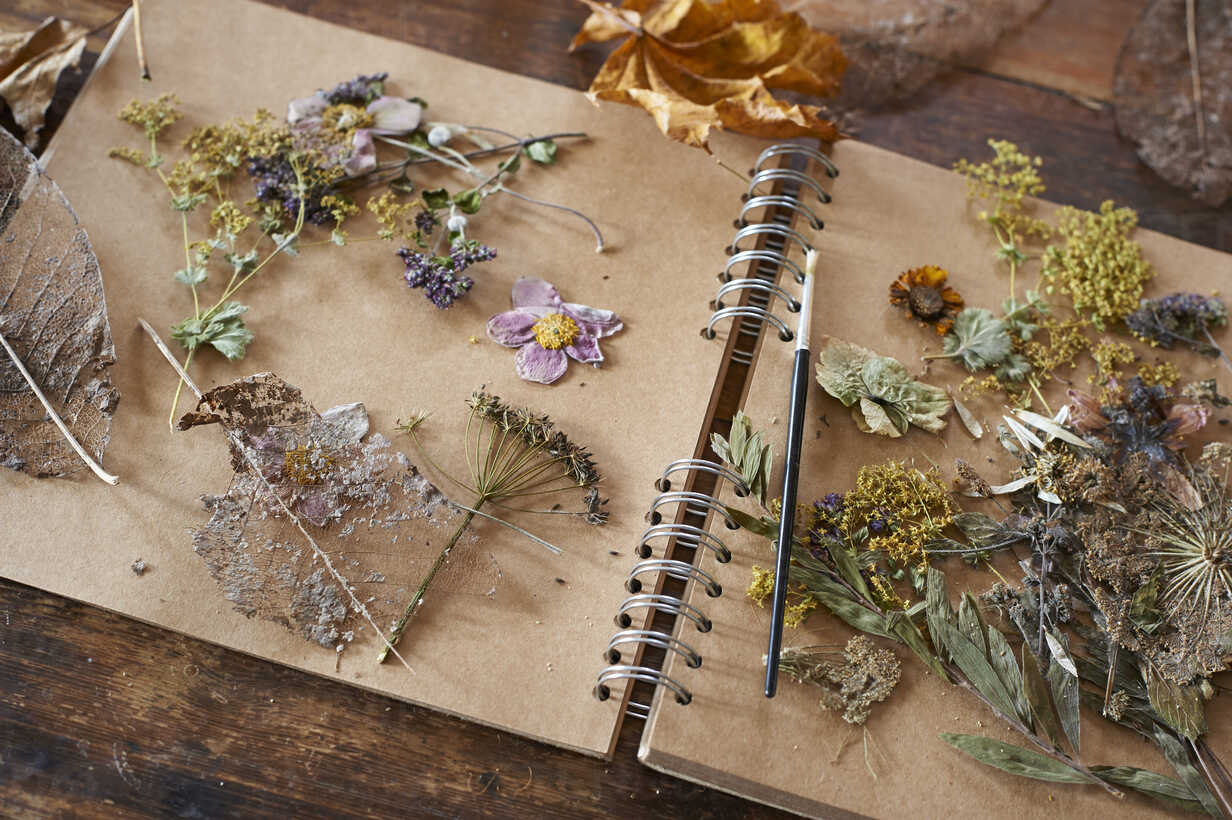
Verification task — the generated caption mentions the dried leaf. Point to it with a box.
[1144,663,1208,740]
[182,373,474,659]
[0,126,119,479]
[1152,725,1223,817]
[1010,407,1094,449]
[0,17,88,148]
[1089,766,1205,814]
[1021,643,1067,751]
[784,0,1047,113]
[949,388,982,439]
[939,734,1090,784]
[942,307,1013,371]
[1047,653,1081,753]
[570,0,845,149]
[1113,0,1232,206]
[815,336,949,438]
[711,409,773,503]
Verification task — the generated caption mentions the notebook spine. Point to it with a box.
[593,459,746,709]
[594,142,835,714]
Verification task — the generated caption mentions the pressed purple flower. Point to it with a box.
[487,278,623,385]
[287,77,423,177]
[396,242,494,309]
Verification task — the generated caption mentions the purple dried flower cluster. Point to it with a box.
[1125,292,1228,356]
[324,73,389,106]
[247,154,334,226]
[396,242,496,309]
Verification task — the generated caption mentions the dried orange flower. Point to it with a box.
[888,265,964,334]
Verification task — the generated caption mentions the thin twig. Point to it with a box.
[132,0,151,81]
[450,502,564,555]
[1185,0,1206,152]
[0,327,118,485]
[138,319,415,673]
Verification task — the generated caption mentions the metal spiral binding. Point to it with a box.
[702,142,836,364]
[595,143,836,716]
[594,459,745,712]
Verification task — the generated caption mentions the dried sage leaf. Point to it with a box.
[0,126,119,479]
[1144,664,1208,740]
[939,734,1090,784]
[1022,643,1067,751]
[1047,653,1082,754]
[1089,765,1205,814]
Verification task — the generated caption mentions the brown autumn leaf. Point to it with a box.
[0,125,119,481]
[0,17,89,149]
[181,373,485,660]
[783,0,1047,113]
[1114,0,1232,207]
[569,0,845,149]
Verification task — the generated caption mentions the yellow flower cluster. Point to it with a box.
[747,566,817,628]
[955,139,1051,243]
[841,462,956,569]
[1138,360,1182,388]
[1042,201,1153,330]
[366,191,416,240]
[209,200,253,237]
[1088,339,1135,386]
[118,93,182,140]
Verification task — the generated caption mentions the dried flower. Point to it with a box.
[487,277,623,384]
[778,637,901,725]
[1042,201,1153,330]
[815,337,950,437]
[888,265,964,334]
[396,241,495,309]
[1126,292,1230,363]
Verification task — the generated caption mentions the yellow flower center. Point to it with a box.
[321,103,372,134]
[532,313,580,350]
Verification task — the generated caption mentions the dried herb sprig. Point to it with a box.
[776,637,901,725]
[379,391,605,660]
[1127,292,1232,374]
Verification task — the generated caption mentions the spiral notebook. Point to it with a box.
[6,0,1232,814]
[606,139,1232,817]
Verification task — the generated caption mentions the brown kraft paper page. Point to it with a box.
[641,140,1232,815]
[0,0,766,757]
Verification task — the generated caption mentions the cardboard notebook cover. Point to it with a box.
[640,140,1232,817]
[0,0,768,758]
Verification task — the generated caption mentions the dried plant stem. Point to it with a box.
[452,502,563,555]
[131,0,150,81]
[377,506,479,663]
[139,318,416,673]
[1185,0,1206,152]
[0,328,118,485]
[1191,738,1232,819]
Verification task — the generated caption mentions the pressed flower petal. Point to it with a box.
[515,343,569,384]
[287,92,329,124]
[367,96,423,133]
[563,302,622,337]
[486,309,540,347]
[566,333,603,364]
[512,277,563,310]
[344,129,376,176]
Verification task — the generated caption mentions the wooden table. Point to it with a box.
[2,1,1228,817]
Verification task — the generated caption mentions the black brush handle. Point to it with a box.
[764,346,811,697]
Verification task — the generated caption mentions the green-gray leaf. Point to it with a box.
[815,337,949,438]
[523,138,557,164]
[953,512,1007,547]
[453,189,482,215]
[1145,665,1208,740]
[935,617,1021,721]
[170,301,253,361]
[939,734,1090,784]
[943,308,1013,371]
[1089,766,1206,814]
[1152,726,1222,817]
[421,187,450,210]
[1048,653,1081,753]
[1022,643,1067,750]
[174,266,207,287]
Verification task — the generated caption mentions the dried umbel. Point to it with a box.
[778,636,901,725]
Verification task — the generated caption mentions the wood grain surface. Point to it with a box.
[2,1,1229,818]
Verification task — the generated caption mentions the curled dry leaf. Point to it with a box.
[783,0,1046,113]
[181,373,473,656]
[0,17,89,149]
[1114,0,1232,206]
[569,0,845,149]
[0,126,118,480]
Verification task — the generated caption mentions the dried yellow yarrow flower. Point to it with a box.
[1042,201,1153,330]
[1137,361,1181,388]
